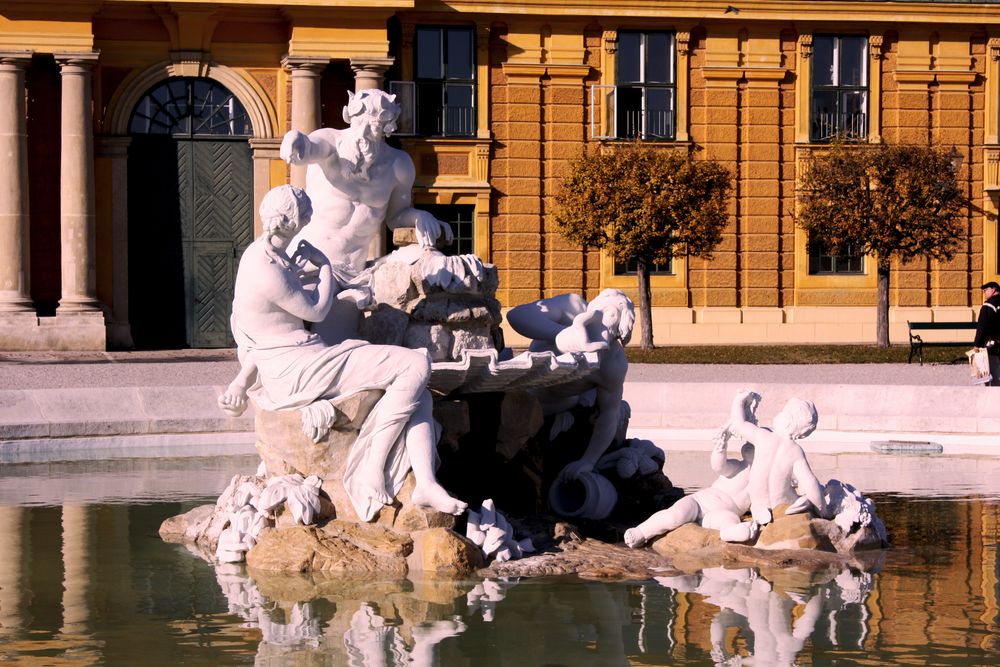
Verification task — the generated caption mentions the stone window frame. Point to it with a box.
[983,36,1000,286]
[596,28,690,294]
[808,34,871,143]
[793,32,882,304]
[592,30,677,141]
[400,25,478,138]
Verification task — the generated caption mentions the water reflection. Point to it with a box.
[0,455,999,665]
[654,566,873,666]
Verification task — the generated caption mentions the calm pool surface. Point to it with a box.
[0,453,997,666]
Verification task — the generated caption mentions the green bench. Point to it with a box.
[907,321,977,365]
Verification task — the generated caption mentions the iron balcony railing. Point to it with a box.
[811,111,868,142]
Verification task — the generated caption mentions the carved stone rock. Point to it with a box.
[406,527,485,576]
[246,522,412,575]
[358,246,503,361]
[255,400,455,532]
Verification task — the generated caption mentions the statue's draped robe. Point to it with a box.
[233,322,416,521]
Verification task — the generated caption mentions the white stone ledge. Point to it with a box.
[0,386,254,443]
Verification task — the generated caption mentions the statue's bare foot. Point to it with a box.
[624,527,646,549]
[354,473,393,507]
[412,483,468,516]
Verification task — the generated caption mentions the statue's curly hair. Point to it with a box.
[588,288,636,345]
[342,89,400,135]
[778,398,818,439]
[259,185,311,237]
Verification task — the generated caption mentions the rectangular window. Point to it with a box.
[810,35,868,142]
[592,32,675,140]
[414,26,475,137]
[808,238,863,274]
[614,257,673,276]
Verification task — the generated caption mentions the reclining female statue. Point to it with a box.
[218,184,467,521]
[506,289,634,481]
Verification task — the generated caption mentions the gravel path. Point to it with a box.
[0,350,972,389]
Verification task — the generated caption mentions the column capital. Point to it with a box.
[55,52,100,65]
[0,51,32,67]
[281,55,329,73]
[798,34,813,60]
[350,57,394,92]
[349,56,395,72]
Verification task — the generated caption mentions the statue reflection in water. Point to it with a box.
[655,565,874,666]
[208,556,874,666]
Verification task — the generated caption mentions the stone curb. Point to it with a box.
[623,382,1000,435]
[0,385,254,443]
[0,381,994,456]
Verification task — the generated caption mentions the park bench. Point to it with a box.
[907,321,977,365]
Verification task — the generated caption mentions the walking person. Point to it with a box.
[974,281,1000,386]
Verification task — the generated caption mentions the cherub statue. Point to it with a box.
[728,390,826,524]
[624,393,762,548]
[506,289,634,481]
[217,185,466,521]
[280,89,453,343]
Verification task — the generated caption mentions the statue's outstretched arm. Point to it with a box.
[728,390,767,444]
[280,128,337,165]
[219,354,257,417]
[791,456,826,515]
[710,429,746,478]
[385,156,453,246]
[507,293,587,342]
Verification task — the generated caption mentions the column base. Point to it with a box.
[0,290,34,313]
[0,312,106,351]
[56,297,103,315]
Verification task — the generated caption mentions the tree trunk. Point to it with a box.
[877,259,890,349]
[636,256,654,349]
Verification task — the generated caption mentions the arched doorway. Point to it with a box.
[127,77,254,348]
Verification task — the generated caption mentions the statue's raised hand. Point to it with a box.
[554,309,609,354]
[413,210,454,248]
[280,130,308,165]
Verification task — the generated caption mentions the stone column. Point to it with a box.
[282,55,328,188]
[96,136,133,348]
[55,53,101,315]
[350,57,395,258]
[350,57,394,92]
[249,137,282,237]
[0,54,34,312]
[61,503,94,635]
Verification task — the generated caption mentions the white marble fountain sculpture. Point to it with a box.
[626,389,888,553]
[166,89,639,572]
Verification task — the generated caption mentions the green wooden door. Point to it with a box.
[127,77,254,349]
[180,140,253,347]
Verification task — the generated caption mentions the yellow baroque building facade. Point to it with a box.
[2,0,999,349]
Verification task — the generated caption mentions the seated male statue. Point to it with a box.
[625,393,762,547]
[218,184,467,521]
[280,89,454,343]
[728,390,826,524]
[506,289,634,482]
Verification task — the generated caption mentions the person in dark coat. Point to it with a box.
[974,281,1000,386]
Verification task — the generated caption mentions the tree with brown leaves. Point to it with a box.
[797,142,969,348]
[554,145,732,349]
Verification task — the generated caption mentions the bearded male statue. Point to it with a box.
[280,90,454,344]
